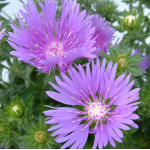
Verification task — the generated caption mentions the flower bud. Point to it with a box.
[117,54,127,68]
[11,105,23,117]
[124,14,136,30]
[34,130,48,144]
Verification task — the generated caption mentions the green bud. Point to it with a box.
[117,54,127,68]
[11,104,24,117]
[34,130,48,144]
[125,15,136,26]
[124,14,137,30]
[117,11,142,32]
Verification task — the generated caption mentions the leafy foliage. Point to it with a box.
[95,0,119,23]
[19,116,57,149]
[0,0,9,12]
[101,46,144,76]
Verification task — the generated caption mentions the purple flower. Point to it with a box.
[133,49,150,72]
[44,58,140,149]
[8,0,96,73]
[0,21,6,41]
[91,15,115,55]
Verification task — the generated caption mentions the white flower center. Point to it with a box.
[88,102,107,120]
[47,42,64,57]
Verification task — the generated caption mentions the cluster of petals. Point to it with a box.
[44,58,140,149]
[8,0,97,73]
[8,0,115,73]
[91,15,115,55]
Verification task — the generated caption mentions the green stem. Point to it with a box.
[122,32,150,40]
[129,0,133,12]
[0,79,10,88]
[1,10,12,20]
[138,0,143,12]
[19,0,25,3]
[6,59,12,66]
[1,64,42,89]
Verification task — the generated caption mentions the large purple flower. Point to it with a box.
[91,15,115,55]
[44,58,140,149]
[132,49,150,72]
[0,21,6,41]
[8,0,96,73]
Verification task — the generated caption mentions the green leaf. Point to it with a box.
[0,2,9,11]
[101,52,112,60]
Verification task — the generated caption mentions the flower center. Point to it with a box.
[88,102,107,120]
[47,42,64,57]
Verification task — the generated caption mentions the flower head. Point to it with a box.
[44,58,140,149]
[133,49,150,72]
[0,21,6,41]
[8,0,96,73]
[91,15,115,55]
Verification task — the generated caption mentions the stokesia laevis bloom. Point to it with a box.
[91,15,115,55]
[132,49,150,72]
[0,21,6,41]
[44,58,140,149]
[8,0,96,73]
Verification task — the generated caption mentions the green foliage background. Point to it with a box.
[0,0,150,149]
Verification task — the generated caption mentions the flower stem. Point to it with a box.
[1,63,42,89]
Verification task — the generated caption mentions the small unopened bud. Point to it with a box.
[11,105,23,117]
[125,15,136,29]
[117,54,127,68]
[34,130,48,144]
